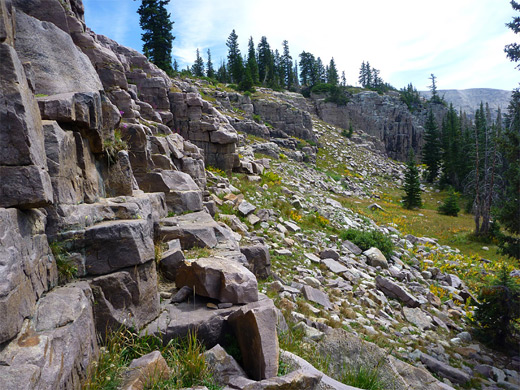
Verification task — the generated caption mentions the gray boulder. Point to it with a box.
[228,299,279,380]
[204,344,246,386]
[302,285,332,310]
[120,351,170,390]
[420,353,470,384]
[0,282,98,390]
[158,239,185,280]
[240,244,271,279]
[176,257,258,304]
[363,247,388,269]
[375,276,420,308]
[89,261,160,339]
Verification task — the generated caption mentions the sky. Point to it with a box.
[83,0,518,91]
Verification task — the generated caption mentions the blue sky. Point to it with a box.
[83,0,518,91]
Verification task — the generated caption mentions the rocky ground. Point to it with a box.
[0,1,518,389]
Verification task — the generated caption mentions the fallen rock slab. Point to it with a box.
[204,344,246,386]
[121,351,170,390]
[420,353,470,385]
[302,285,332,310]
[403,307,433,330]
[176,256,258,304]
[375,276,420,308]
[228,299,279,380]
[363,247,388,269]
[322,258,348,274]
[240,244,271,279]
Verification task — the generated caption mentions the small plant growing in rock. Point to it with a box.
[49,240,77,284]
[103,128,128,163]
[339,229,394,259]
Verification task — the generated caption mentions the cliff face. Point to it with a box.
[311,91,447,161]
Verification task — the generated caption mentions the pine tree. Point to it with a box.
[316,57,326,84]
[341,71,347,87]
[402,150,422,209]
[137,0,175,74]
[292,60,300,88]
[497,88,520,258]
[299,51,316,86]
[216,60,230,83]
[358,61,367,87]
[429,74,443,103]
[505,0,520,68]
[438,190,460,216]
[280,40,293,90]
[206,49,215,79]
[257,36,271,85]
[246,37,259,85]
[191,48,205,77]
[422,109,442,182]
[327,58,339,86]
[226,29,243,83]
[173,58,179,73]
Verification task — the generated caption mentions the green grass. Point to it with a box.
[339,228,394,259]
[84,329,220,390]
[339,365,388,390]
[49,240,77,284]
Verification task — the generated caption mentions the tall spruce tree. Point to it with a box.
[191,48,205,77]
[226,30,244,83]
[206,49,215,79]
[299,51,317,86]
[246,37,260,85]
[281,40,293,90]
[137,0,175,74]
[422,109,442,182]
[505,0,520,68]
[402,150,422,209]
[327,58,339,86]
[257,36,272,85]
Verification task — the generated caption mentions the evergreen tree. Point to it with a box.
[327,58,339,86]
[438,190,460,216]
[422,109,442,182]
[216,60,230,83]
[226,29,244,83]
[173,58,179,73]
[191,48,205,77]
[505,0,520,68]
[246,37,260,84]
[365,61,373,88]
[316,57,326,84]
[280,40,293,90]
[400,83,422,111]
[358,61,367,87]
[341,71,347,87]
[497,88,520,258]
[299,51,317,86]
[429,74,444,103]
[206,49,215,79]
[137,0,175,74]
[292,60,300,88]
[257,36,272,85]
[402,150,422,209]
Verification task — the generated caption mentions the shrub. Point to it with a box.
[438,191,460,216]
[339,229,394,259]
[473,267,520,347]
[49,240,77,284]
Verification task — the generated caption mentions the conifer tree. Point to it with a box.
[505,0,520,68]
[191,48,205,77]
[438,190,460,216]
[341,71,347,87]
[137,0,175,74]
[281,40,293,90]
[216,61,230,83]
[299,51,317,86]
[246,37,260,85]
[292,60,300,88]
[206,49,215,79]
[422,109,442,182]
[402,150,422,209]
[226,29,244,83]
[316,57,326,84]
[257,36,272,85]
[173,58,179,73]
[327,58,339,86]
[358,61,367,87]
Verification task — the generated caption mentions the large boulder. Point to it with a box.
[204,344,246,386]
[363,247,389,269]
[420,353,470,385]
[89,261,160,338]
[176,257,258,304]
[0,208,57,345]
[240,244,271,279]
[227,299,280,380]
[138,170,203,214]
[0,282,98,390]
[14,10,102,95]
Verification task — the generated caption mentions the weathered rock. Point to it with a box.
[171,286,193,304]
[89,261,160,338]
[139,170,203,214]
[0,208,57,345]
[238,200,256,216]
[342,240,363,255]
[228,299,279,380]
[0,282,98,390]
[176,257,258,304]
[420,353,470,384]
[402,307,433,330]
[158,239,185,280]
[363,247,388,269]
[302,285,332,310]
[71,218,154,275]
[121,351,170,390]
[203,344,246,386]
[240,244,271,279]
[144,299,238,347]
[322,258,348,274]
[157,211,238,251]
[235,369,322,390]
[320,248,340,260]
[375,276,420,308]
[15,10,102,95]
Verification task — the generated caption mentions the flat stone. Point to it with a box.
[158,239,185,280]
[284,221,301,232]
[302,285,332,310]
[403,307,433,330]
[121,351,170,390]
[322,258,348,274]
[171,286,193,304]
[375,276,420,308]
[319,248,340,260]
[238,200,256,216]
[304,253,321,263]
[420,353,470,384]
[203,344,246,386]
[342,240,363,255]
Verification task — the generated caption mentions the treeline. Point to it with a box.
[421,97,519,258]
[178,30,393,96]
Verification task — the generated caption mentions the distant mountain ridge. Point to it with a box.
[419,88,512,117]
